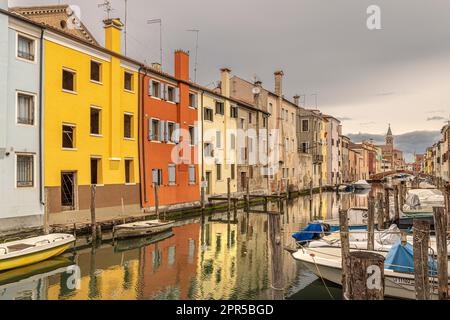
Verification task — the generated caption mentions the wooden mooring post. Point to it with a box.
[154,183,159,220]
[339,209,351,299]
[413,219,430,300]
[268,211,284,300]
[433,207,449,300]
[246,177,250,213]
[394,185,400,225]
[348,252,385,300]
[367,196,375,251]
[227,178,231,213]
[384,188,390,227]
[377,192,384,230]
[90,185,97,242]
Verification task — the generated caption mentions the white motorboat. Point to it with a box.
[113,220,174,240]
[352,180,372,190]
[292,245,450,300]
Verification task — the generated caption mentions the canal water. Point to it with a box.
[0,191,373,300]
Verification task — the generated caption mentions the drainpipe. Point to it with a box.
[139,67,149,204]
[201,91,205,203]
[39,28,44,205]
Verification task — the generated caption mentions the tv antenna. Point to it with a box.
[187,29,200,82]
[98,0,114,20]
[148,19,163,67]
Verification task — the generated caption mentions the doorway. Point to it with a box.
[240,172,247,191]
[205,171,212,195]
[61,172,76,211]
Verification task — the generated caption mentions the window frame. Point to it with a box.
[124,158,135,185]
[124,71,134,92]
[62,123,76,150]
[168,164,176,185]
[16,90,36,126]
[123,112,134,140]
[90,106,102,136]
[62,68,77,94]
[90,60,103,84]
[204,108,214,122]
[15,153,35,188]
[302,119,310,132]
[16,32,37,63]
[188,165,196,184]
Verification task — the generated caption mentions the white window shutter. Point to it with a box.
[175,88,180,104]
[193,94,197,108]
[159,120,165,142]
[158,82,162,99]
[164,121,169,142]
[163,83,168,100]
[148,118,153,140]
[148,80,153,96]
[194,126,198,146]
[174,123,180,144]
[152,169,158,184]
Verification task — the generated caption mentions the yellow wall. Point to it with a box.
[43,39,139,187]
[321,119,327,183]
[199,94,238,195]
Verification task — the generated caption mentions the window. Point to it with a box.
[216,131,222,148]
[124,71,133,91]
[249,112,253,124]
[150,80,161,98]
[205,143,213,157]
[189,93,197,108]
[189,126,195,145]
[215,101,224,115]
[168,164,176,185]
[240,118,245,130]
[152,169,163,186]
[230,133,236,150]
[302,142,309,153]
[204,108,213,121]
[302,120,309,132]
[230,106,238,118]
[189,165,196,184]
[90,107,101,135]
[16,154,34,187]
[268,103,273,114]
[150,119,160,141]
[90,60,102,83]
[231,164,235,180]
[216,164,222,180]
[262,116,267,128]
[17,34,35,61]
[90,158,101,185]
[17,92,35,125]
[124,113,133,139]
[167,86,175,102]
[125,159,134,184]
[292,113,294,124]
[62,69,76,92]
[249,166,254,179]
[167,122,175,142]
[62,124,75,149]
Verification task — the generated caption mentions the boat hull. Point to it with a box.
[0,243,73,272]
[114,221,174,240]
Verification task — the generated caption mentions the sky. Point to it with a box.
[8,0,450,159]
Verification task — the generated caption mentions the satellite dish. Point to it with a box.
[252,87,261,95]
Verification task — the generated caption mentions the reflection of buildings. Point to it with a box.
[140,223,200,299]
[196,214,238,299]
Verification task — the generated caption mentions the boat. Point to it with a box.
[324,207,369,232]
[292,242,449,300]
[402,189,444,215]
[0,234,75,272]
[305,224,450,256]
[114,229,174,252]
[113,219,175,240]
[352,180,372,190]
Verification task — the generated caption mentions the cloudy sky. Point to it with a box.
[9,0,450,158]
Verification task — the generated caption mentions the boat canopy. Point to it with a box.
[385,240,437,275]
[292,223,324,242]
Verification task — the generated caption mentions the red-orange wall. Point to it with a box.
[139,51,200,207]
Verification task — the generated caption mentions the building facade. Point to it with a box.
[0,5,44,232]
[324,115,342,186]
[140,50,200,209]
[14,6,142,216]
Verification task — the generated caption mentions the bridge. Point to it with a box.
[370,170,415,181]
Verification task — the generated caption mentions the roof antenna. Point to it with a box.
[98,0,114,20]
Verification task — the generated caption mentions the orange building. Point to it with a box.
[139,51,200,209]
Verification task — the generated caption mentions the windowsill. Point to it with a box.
[16,123,36,127]
[188,106,198,110]
[62,148,77,151]
[124,89,135,94]
[150,96,162,100]
[90,80,103,85]
[124,137,135,141]
[16,185,35,189]
[90,133,103,138]
[62,89,78,95]
[93,184,105,187]
[168,183,177,186]
[16,56,37,64]
[125,183,137,186]
[109,157,121,161]
[167,101,176,105]
[151,140,162,144]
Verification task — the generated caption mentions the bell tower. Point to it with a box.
[386,124,393,147]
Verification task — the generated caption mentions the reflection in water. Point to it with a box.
[0,191,375,300]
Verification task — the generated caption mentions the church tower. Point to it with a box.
[386,124,394,147]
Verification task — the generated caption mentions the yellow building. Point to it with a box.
[15,6,141,215]
[198,69,238,197]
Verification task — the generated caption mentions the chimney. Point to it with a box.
[151,62,162,72]
[274,70,284,97]
[293,95,300,106]
[174,50,190,81]
[104,18,124,54]
[220,68,231,98]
